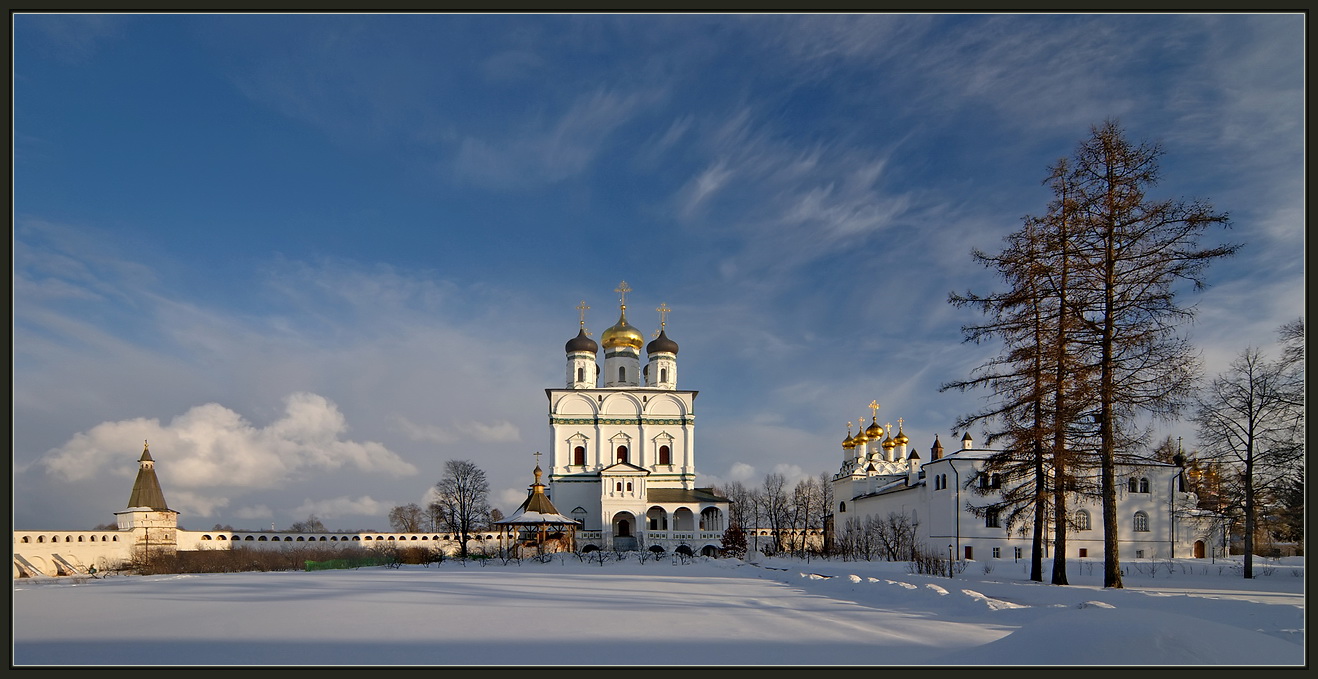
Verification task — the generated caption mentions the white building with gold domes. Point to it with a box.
[830,405,1227,562]
[545,282,729,556]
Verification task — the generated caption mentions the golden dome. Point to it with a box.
[894,417,909,445]
[881,426,896,449]
[842,424,856,449]
[865,418,884,441]
[601,305,644,351]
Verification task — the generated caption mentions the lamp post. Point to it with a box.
[948,544,954,579]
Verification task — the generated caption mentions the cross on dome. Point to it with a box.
[653,302,672,338]
[576,300,591,334]
[615,280,631,307]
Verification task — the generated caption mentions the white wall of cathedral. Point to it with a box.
[547,388,695,485]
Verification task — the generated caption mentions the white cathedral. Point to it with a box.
[543,282,730,557]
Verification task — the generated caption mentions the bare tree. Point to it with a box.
[425,502,445,532]
[1192,342,1301,577]
[388,503,425,532]
[760,473,790,554]
[289,515,325,532]
[434,460,492,559]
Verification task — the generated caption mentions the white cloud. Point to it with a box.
[39,393,417,489]
[452,87,662,188]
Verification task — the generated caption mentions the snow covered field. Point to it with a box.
[13,554,1304,667]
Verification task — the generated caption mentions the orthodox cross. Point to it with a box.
[534,451,542,465]
[615,281,631,307]
[576,300,591,334]
[654,302,671,338]
[897,417,904,431]
[886,423,893,437]
[869,400,881,421]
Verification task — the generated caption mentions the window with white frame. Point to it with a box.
[1133,511,1149,532]
[1075,509,1091,531]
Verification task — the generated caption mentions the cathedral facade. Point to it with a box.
[544,282,729,556]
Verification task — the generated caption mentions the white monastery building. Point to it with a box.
[829,406,1227,562]
[545,282,730,557]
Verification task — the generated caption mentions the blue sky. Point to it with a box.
[13,13,1304,531]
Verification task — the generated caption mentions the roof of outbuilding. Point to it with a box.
[646,487,729,504]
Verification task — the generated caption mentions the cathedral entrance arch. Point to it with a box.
[611,512,637,551]
[1194,540,1205,559]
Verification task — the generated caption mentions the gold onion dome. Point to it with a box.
[895,426,909,445]
[881,426,896,449]
[601,306,644,351]
[865,419,884,441]
[842,425,856,449]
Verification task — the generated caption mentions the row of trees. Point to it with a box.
[942,119,1263,587]
[713,472,834,557]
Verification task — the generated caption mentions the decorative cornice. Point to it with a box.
[551,416,693,425]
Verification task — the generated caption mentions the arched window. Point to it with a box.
[573,446,586,466]
[979,474,988,489]
[617,445,628,464]
[1128,478,1138,493]
[985,509,1000,528]
[700,507,723,531]
[1133,511,1149,532]
[78,535,84,542]
[619,366,626,382]
[572,507,587,526]
[21,536,29,543]
[660,368,668,383]
[1139,478,1150,494]
[991,473,1001,489]
[626,482,633,492]
[647,507,668,530]
[658,445,671,465]
[37,536,44,543]
[202,535,213,540]
[616,482,623,492]
[1075,510,1091,531]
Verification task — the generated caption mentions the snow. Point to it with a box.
[12,554,1304,667]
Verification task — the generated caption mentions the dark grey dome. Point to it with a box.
[646,329,679,355]
[565,328,598,354]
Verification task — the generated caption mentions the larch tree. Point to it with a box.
[433,459,492,559]
[1067,119,1237,588]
